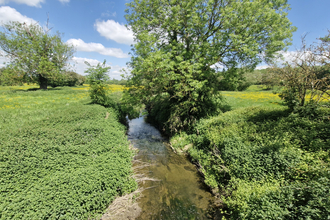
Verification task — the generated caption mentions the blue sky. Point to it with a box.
[0,0,329,79]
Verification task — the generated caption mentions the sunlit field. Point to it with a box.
[71,84,127,92]
[222,85,284,110]
[0,84,284,113]
[0,84,126,111]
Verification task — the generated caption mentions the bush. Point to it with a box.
[218,68,251,91]
[48,71,86,87]
[84,60,111,106]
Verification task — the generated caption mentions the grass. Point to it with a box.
[0,84,126,111]
[0,85,136,219]
[2,84,329,219]
[171,85,330,219]
[221,85,284,110]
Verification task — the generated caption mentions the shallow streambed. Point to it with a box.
[128,116,215,219]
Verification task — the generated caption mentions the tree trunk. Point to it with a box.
[39,75,48,90]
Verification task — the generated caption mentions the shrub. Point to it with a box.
[218,68,251,91]
[48,71,86,87]
[84,60,110,106]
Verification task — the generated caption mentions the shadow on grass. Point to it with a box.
[219,104,232,113]
[8,87,65,92]
[27,88,40,91]
[269,101,287,106]
[247,108,291,123]
[47,87,64,91]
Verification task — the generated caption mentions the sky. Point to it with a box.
[0,0,329,79]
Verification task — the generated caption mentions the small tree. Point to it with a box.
[270,33,330,111]
[0,21,75,89]
[84,60,110,105]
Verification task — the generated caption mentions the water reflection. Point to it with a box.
[128,116,214,219]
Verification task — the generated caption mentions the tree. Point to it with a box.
[0,21,75,89]
[125,0,296,132]
[85,60,110,105]
[47,71,86,87]
[270,32,330,111]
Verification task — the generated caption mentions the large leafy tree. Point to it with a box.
[125,0,296,132]
[0,21,75,89]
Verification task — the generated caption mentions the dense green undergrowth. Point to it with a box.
[171,106,330,219]
[0,88,136,219]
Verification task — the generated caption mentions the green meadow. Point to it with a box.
[0,85,136,219]
[1,84,329,219]
[172,86,330,219]
[221,85,284,110]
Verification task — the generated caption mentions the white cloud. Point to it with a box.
[211,63,225,70]
[58,0,69,4]
[275,51,299,64]
[94,19,134,45]
[71,57,127,79]
[0,6,37,25]
[66,38,129,58]
[255,65,269,70]
[101,11,116,17]
[0,0,44,7]
[0,54,10,68]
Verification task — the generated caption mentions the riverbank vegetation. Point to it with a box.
[171,86,330,219]
[123,0,329,218]
[0,86,136,219]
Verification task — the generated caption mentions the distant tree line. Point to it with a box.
[107,78,127,85]
[0,66,85,87]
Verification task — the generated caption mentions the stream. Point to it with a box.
[128,116,215,219]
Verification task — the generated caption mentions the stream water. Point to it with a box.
[128,116,215,219]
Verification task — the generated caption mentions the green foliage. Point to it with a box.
[0,21,75,89]
[243,68,280,90]
[0,88,137,219]
[84,61,132,122]
[85,60,110,106]
[107,78,127,85]
[218,68,251,91]
[224,177,330,220]
[170,132,191,151]
[48,71,86,87]
[177,106,330,219]
[0,66,25,86]
[125,0,296,132]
